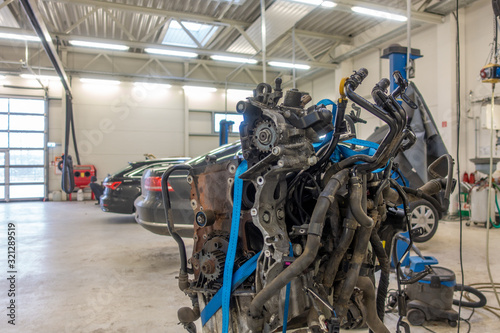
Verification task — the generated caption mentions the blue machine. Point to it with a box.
[219,119,235,146]
[381,44,422,93]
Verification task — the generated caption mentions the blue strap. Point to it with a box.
[282,243,294,332]
[221,160,247,332]
[201,251,261,325]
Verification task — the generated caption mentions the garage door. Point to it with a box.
[0,98,46,201]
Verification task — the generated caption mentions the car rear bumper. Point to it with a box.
[100,194,135,214]
[134,196,193,237]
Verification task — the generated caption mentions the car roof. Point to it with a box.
[147,141,242,175]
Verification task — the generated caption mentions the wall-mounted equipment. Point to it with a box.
[480,63,500,84]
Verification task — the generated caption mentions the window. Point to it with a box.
[162,20,219,48]
[0,97,46,200]
[214,113,244,133]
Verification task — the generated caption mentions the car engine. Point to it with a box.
[161,68,454,333]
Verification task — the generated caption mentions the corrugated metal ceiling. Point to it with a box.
[0,0,479,79]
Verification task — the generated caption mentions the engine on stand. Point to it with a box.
[162,69,455,333]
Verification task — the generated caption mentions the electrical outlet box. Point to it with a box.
[480,63,500,83]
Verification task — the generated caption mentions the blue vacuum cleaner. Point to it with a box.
[391,234,487,327]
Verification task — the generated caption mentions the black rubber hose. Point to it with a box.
[161,164,193,276]
[453,284,487,308]
[335,224,373,320]
[349,175,374,228]
[401,186,446,213]
[61,97,75,194]
[357,276,390,333]
[322,220,356,287]
[311,98,347,172]
[247,169,349,332]
[69,100,81,165]
[370,232,391,324]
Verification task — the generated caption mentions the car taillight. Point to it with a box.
[103,181,122,190]
[144,176,174,192]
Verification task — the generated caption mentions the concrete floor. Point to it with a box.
[0,201,499,333]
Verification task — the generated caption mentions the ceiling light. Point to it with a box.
[321,1,337,8]
[211,55,258,64]
[69,40,129,51]
[351,6,407,22]
[268,61,311,70]
[20,74,60,81]
[80,78,121,85]
[290,0,323,5]
[133,82,172,89]
[183,85,217,93]
[0,75,6,80]
[145,48,198,58]
[0,33,40,42]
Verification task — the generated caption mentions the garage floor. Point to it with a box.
[0,201,499,333]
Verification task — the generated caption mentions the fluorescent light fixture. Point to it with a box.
[69,40,129,51]
[351,6,407,22]
[290,0,322,5]
[47,142,59,148]
[80,78,121,85]
[145,48,198,58]
[133,82,172,89]
[268,61,311,70]
[183,85,217,93]
[20,74,60,81]
[0,33,40,42]
[321,1,337,8]
[211,55,258,64]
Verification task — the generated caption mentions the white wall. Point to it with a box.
[0,77,248,193]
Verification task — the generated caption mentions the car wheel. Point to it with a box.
[409,199,439,243]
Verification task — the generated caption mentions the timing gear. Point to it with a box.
[199,250,225,282]
[252,120,278,153]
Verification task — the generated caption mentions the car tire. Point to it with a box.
[409,199,439,243]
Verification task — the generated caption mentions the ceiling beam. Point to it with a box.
[0,27,339,70]
[334,0,444,25]
[42,0,252,28]
[331,23,421,64]
[294,29,352,44]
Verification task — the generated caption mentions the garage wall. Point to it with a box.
[42,81,248,192]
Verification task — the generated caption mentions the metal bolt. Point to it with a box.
[190,200,197,209]
[277,160,284,168]
[264,250,271,257]
[186,176,193,184]
[272,147,281,156]
[308,156,318,166]
[228,164,236,174]
[277,209,284,220]
[262,212,270,223]
[251,208,258,216]
[202,234,207,240]
[257,176,265,186]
